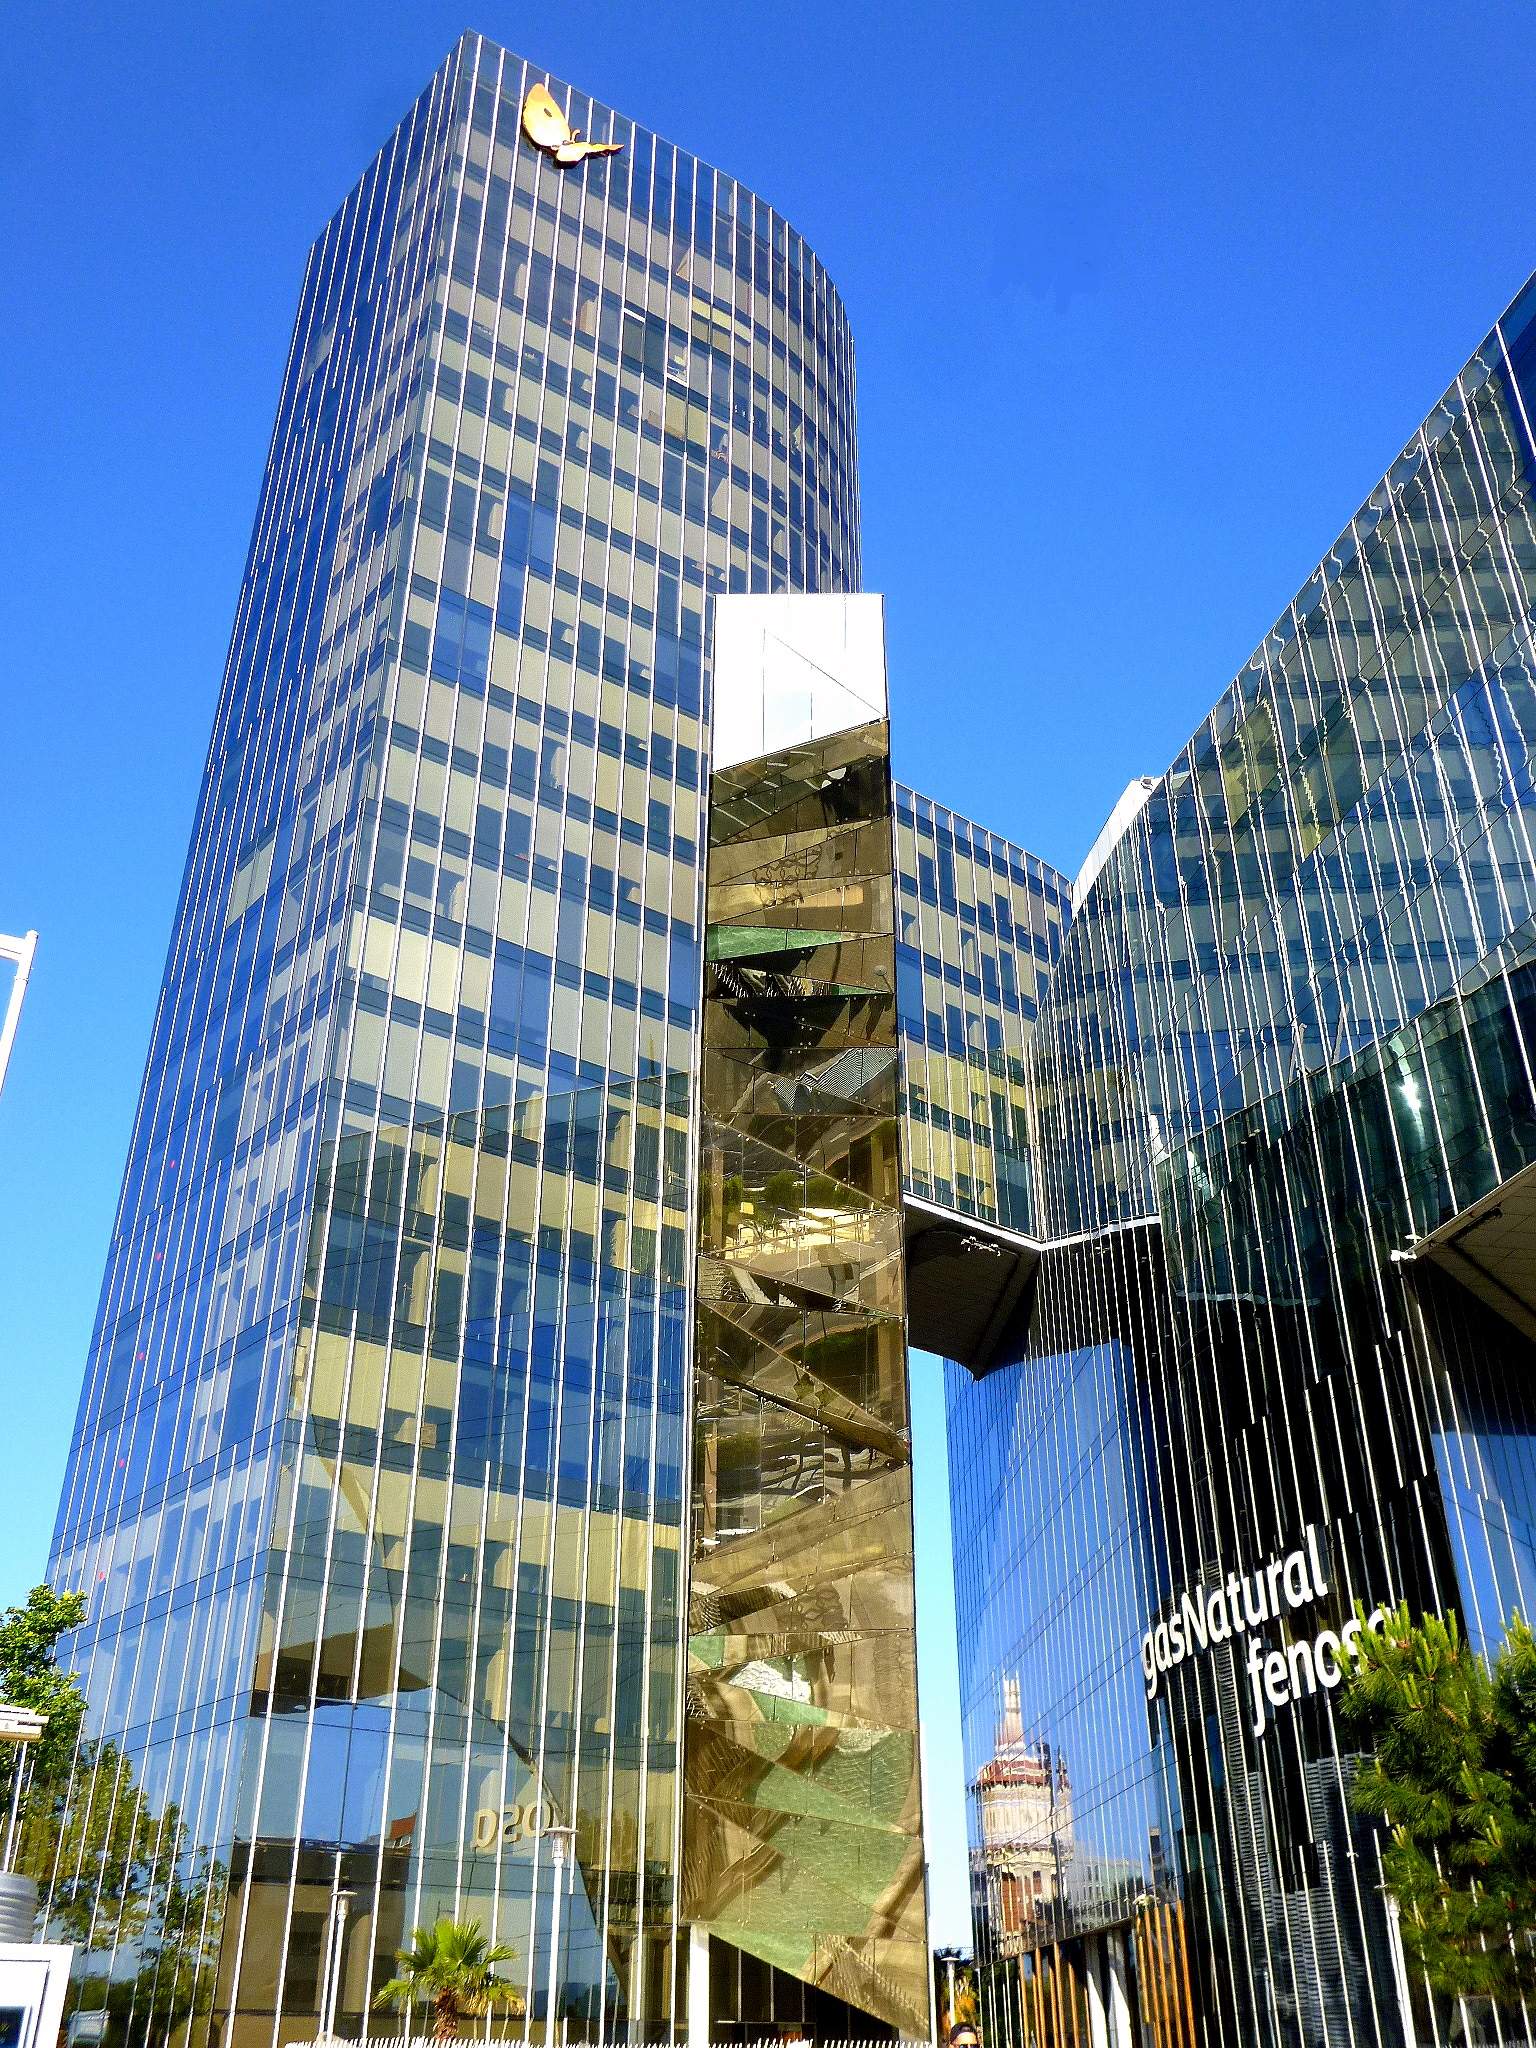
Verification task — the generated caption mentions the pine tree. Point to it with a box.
[1339,1600,1536,2002]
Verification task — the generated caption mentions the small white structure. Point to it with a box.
[1073,779,1157,908]
[0,932,38,1102]
[711,594,888,770]
[0,1944,73,2048]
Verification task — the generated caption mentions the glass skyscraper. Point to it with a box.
[40,36,880,2047]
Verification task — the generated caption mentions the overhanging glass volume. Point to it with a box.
[947,272,1536,2048]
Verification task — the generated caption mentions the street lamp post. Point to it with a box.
[319,1888,352,2041]
[542,1826,575,2048]
[0,1706,46,1870]
[0,1705,47,1946]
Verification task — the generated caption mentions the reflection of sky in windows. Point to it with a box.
[1429,1280,1536,1660]
[1047,349,1536,1176]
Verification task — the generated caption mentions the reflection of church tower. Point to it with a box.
[973,1677,1073,1946]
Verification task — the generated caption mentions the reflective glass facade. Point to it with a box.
[894,791,1068,1236]
[43,37,860,2047]
[46,30,1536,2048]
[690,708,926,2038]
[950,273,1536,2048]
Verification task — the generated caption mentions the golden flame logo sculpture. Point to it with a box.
[520,81,623,167]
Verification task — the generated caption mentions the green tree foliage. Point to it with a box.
[376,1917,525,2040]
[0,1584,87,1798]
[1339,1599,1536,2003]
[0,1583,222,2045]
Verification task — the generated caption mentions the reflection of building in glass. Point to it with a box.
[948,270,1536,2048]
[973,1679,1073,1947]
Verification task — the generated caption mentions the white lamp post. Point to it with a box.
[319,1888,351,2040]
[0,1705,46,1870]
[542,1825,575,2048]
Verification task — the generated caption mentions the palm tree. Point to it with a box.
[374,1917,525,2041]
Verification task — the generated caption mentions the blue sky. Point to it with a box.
[8,0,1536,1955]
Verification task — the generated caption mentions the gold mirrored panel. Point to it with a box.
[686,719,930,2039]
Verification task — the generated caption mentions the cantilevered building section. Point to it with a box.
[947,269,1536,2048]
[894,792,1069,1371]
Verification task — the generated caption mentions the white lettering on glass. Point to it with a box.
[1140,1525,1390,1736]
